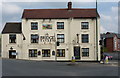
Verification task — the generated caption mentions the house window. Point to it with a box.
[57,22,64,29]
[29,49,37,57]
[81,22,89,29]
[57,49,65,57]
[31,22,38,30]
[82,34,89,43]
[42,24,52,29]
[57,34,64,43]
[42,49,50,57]
[31,34,39,43]
[9,34,16,43]
[82,48,89,57]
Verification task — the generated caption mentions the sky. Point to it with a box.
[0,0,119,33]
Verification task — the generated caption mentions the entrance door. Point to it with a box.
[9,50,16,59]
[74,46,80,59]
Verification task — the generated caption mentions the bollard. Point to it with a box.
[71,56,76,64]
[105,56,109,64]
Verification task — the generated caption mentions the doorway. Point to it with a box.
[74,46,80,59]
[9,50,16,59]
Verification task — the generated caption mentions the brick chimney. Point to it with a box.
[68,2,72,10]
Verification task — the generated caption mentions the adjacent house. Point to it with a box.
[101,32,120,52]
[1,2,101,61]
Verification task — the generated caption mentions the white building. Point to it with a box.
[1,2,101,61]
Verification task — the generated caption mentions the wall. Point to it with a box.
[2,17,100,61]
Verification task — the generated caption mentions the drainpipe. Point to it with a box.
[96,0,98,61]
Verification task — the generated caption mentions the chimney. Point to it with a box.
[68,2,72,10]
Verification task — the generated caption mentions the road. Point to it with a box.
[2,59,119,76]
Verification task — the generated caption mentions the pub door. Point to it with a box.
[9,50,16,59]
[74,46,80,59]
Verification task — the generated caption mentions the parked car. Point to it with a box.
[103,53,113,60]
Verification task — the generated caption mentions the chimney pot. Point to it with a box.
[68,2,72,10]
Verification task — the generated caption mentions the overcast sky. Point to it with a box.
[0,0,119,33]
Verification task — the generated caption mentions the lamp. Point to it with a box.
[10,47,13,50]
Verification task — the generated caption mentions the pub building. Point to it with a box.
[1,2,101,61]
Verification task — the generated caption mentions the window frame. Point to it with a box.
[42,49,51,57]
[81,22,89,29]
[82,48,89,57]
[57,34,65,43]
[29,49,37,57]
[57,22,64,29]
[9,34,16,43]
[82,34,89,43]
[31,34,39,43]
[31,22,38,30]
[57,49,65,57]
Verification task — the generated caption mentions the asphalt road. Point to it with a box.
[2,59,119,76]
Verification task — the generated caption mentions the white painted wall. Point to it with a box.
[2,18,100,61]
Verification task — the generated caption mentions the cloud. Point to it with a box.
[2,0,120,2]
[2,3,22,15]
[100,14,112,22]
[111,6,118,12]
[100,25,107,33]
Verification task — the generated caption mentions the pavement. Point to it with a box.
[2,58,119,76]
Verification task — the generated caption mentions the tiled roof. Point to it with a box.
[2,22,22,34]
[22,8,99,19]
[101,32,120,39]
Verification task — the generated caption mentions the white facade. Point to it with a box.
[2,18,101,61]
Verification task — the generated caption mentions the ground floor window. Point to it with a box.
[42,49,50,57]
[29,49,37,57]
[57,49,65,57]
[82,48,89,57]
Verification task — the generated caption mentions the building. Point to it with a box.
[101,32,120,52]
[1,2,101,61]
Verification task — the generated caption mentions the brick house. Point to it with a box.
[101,32,120,52]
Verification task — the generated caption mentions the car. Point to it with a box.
[103,53,113,60]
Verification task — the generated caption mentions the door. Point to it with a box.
[74,46,80,59]
[9,50,16,59]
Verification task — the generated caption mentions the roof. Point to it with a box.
[101,32,120,39]
[2,23,22,34]
[22,8,100,19]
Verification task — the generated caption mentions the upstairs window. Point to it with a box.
[9,34,16,43]
[57,34,65,43]
[31,34,39,43]
[82,34,89,43]
[81,22,89,29]
[57,22,64,29]
[82,48,89,57]
[31,22,38,30]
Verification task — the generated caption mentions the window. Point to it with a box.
[9,34,16,43]
[42,49,50,57]
[57,49,65,57]
[42,24,52,29]
[57,22,64,29]
[31,34,39,43]
[31,22,38,30]
[29,49,37,57]
[82,48,89,57]
[57,34,64,43]
[82,34,89,43]
[81,22,89,29]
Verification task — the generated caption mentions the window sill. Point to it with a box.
[9,43,17,45]
[82,56,89,57]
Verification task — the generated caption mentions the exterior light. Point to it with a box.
[10,47,13,50]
